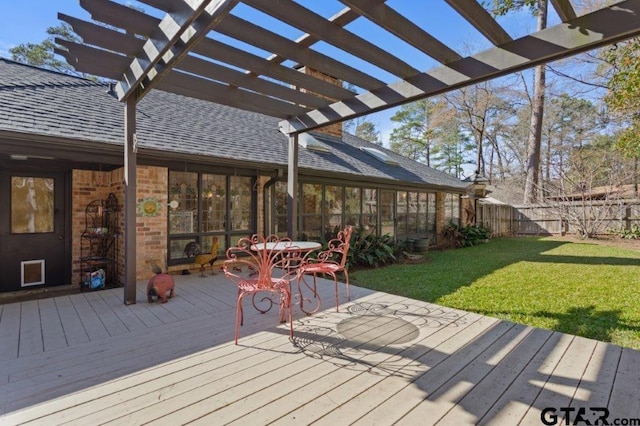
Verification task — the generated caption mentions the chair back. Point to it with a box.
[223,234,300,289]
[317,225,353,269]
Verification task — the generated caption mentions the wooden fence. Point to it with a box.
[475,199,640,236]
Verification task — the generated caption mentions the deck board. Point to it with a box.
[52,296,89,347]
[17,301,42,358]
[0,274,638,425]
[38,298,67,353]
[69,293,110,341]
[609,347,640,416]
[518,335,598,425]
[0,303,20,363]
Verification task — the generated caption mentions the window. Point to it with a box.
[301,183,323,241]
[362,188,377,234]
[445,193,461,225]
[324,185,343,239]
[380,189,395,237]
[274,182,288,237]
[270,182,440,242]
[168,171,254,265]
[345,187,361,228]
[396,191,407,239]
[11,176,54,234]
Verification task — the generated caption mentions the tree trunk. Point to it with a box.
[523,0,548,205]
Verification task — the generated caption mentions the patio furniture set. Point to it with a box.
[222,226,353,344]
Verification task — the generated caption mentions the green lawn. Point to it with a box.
[350,237,640,349]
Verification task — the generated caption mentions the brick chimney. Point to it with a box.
[298,66,343,139]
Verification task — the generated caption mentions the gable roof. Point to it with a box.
[0,58,466,191]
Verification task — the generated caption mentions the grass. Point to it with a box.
[350,237,640,349]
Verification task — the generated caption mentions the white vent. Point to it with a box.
[299,133,330,153]
[360,147,399,166]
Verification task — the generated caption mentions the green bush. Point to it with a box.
[347,226,396,268]
[443,222,491,247]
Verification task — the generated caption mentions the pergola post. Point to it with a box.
[286,134,299,238]
[123,97,137,305]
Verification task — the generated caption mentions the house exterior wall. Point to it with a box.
[71,170,118,286]
[71,167,461,289]
[72,166,172,286]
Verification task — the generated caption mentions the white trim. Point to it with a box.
[21,259,45,287]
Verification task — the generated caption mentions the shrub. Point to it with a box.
[347,226,396,268]
[443,222,491,247]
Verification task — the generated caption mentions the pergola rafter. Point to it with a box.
[281,0,640,134]
[54,0,640,303]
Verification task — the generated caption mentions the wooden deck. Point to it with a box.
[0,273,639,425]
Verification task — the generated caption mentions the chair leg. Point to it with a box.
[235,296,243,345]
[286,290,293,338]
[343,269,350,302]
[331,273,339,312]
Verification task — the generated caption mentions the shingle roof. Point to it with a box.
[0,58,466,191]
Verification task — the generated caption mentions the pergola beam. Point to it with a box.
[216,15,385,91]
[244,0,420,79]
[143,0,383,91]
[57,39,312,117]
[66,1,356,102]
[550,0,577,22]
[58,18,330,110]
[104,0,240,101]
[444,0,513,46]
[340,0,463,64]
[280,0,640,134]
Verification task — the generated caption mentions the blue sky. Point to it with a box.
[0,0,550,146]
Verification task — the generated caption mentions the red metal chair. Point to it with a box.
[222,234,301,344]
[297,226,353,312]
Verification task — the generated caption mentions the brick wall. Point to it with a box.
[71,170,116,286]
[71,166,169,286]
[118,166,169,281]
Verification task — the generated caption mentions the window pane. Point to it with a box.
[230,176,252,231]
[418,192,428,233]
[275,181,287,215]
[11,177,54,233]
[407,192,418,236]
[274,215,288,237]
[201,235,224,259]
[302,184,322,214]
[202,174,226,232]
[169,172,198,234]
[301,215,322,241]
[380,189,395,236]
[445,193,460,224]
[427,193,436,233]
[363,188,377,234]
[396,191,407,238]
[324,186,343,215]
[326,214,342,239]
[325,186,343,234]
[169,238,200,261]
[345,187,360,214]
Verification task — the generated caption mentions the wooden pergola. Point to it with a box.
[56,0,640,304]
